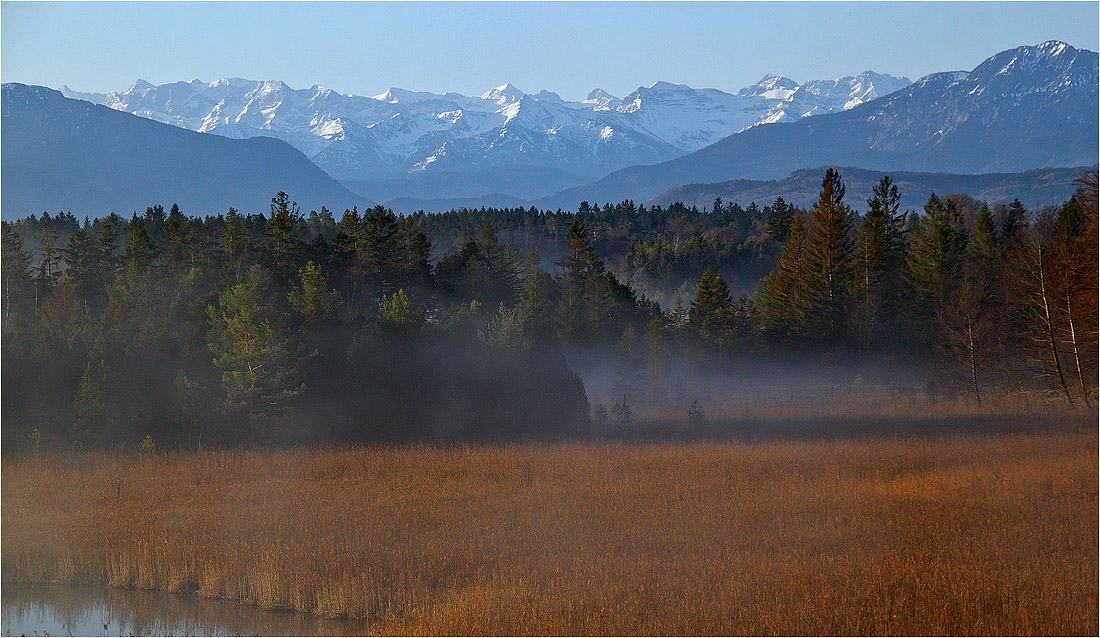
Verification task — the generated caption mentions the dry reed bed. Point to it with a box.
[3,432,1097,635]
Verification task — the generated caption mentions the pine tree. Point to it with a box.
[95,216,120,288]
[222,207,251,282]
[1001,198,1027,241]
[159,205,192,274]
[363,205,401,298]
[556,219,602,338]
[397,217,432,290]
[62,227,99,308]
[518,250,556,339]
[36,216,62,302]
[475,223,522,308]
[760,211,809,340]
[763,196,795,245]
[689,269,732,346]
[264,192,305,286]
[143,204,167,241]
[207,265,300,425]
[803,168,854,342]
[1,223,33,325]
[378,289,425,332]
[906,194,968,345]
[852,175,906,349]
[288,261,339,324]
[124,215,157,278]
[485,303,532,352]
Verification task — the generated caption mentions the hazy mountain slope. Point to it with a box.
[537,41,1098,210]
[1,84,369,220]
[649,166,1097,213]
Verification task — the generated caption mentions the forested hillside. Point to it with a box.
[2,170,1096,450]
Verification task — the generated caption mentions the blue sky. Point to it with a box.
[3,2,1097,100]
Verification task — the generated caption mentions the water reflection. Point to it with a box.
[1,583,372,636]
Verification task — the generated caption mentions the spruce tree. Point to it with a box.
[363,205,400,297]
[222,207,251,282]
[760,212,809,341]
[764,196,795,245]
[556,219,601,337]
[803,168,854,342]
[264,191,305,286]
[852,175,905,349]
[123,215,156,278]
[689,269,732,347]
[906,194,969,346]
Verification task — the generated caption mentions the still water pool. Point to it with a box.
[1,583,372,636]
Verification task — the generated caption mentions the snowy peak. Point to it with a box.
[583,88,619,110]
[59,67,922,190]
[372,87,448,104]
[1037,40,1071,56]
[129,79,155,93]
[586,88,617,101]
[480,83,525,105]
[739,74,800,100]
[967,40,1096,92]
[740,71,910,109]
[645,80,687,91]
[802,71,912,109]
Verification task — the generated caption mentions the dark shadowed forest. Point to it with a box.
[2,169,1096,450]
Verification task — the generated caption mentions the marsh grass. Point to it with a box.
[3,428,1097,635]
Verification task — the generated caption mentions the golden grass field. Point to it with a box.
[3,429,1097,635]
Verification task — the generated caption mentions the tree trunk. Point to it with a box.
[967,316,982,406]
[1065,292,1090,406]
[1034,242,1074,405]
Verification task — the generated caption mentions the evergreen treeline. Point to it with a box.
[2,170,1096,450]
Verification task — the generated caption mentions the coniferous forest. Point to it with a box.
[2,169,1096,450]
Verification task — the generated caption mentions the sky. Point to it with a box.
[2,1,1098,100]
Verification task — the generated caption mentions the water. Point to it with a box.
[1,583,372,637]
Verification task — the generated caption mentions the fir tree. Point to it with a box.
[907,194,969,344]
[124,215,156,278]
[264,192,305,286]
[852,175,906,349]
[803,168,854,342]
[761,212,809,340]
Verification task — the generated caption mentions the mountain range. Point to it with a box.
[59,71,910,202]
[538,40,1098,209]
[3,41,1096,220]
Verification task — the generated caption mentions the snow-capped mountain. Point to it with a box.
[61,71,910,200]
[740,71,913,121]
[537,41,1099,209]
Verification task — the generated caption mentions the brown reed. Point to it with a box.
[3,429,1096,635]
